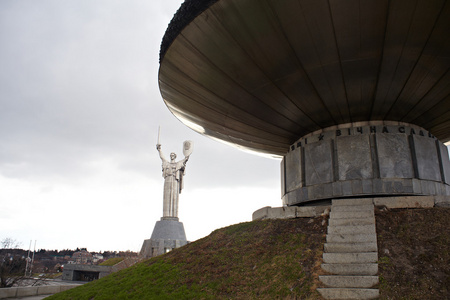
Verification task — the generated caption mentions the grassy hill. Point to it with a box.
[48,217,327,299]
[47,207,449,299]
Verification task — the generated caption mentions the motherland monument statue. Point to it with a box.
[156,139,193,219]
[140,130,193,258]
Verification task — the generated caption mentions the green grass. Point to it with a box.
[99,257,124,266]
[54,261,208,300]
[47,217,327,300]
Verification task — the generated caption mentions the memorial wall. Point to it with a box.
[282,121,450,205]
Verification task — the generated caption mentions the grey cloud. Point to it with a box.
[0,0,281,191]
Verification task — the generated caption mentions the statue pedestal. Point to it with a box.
[140,217,188,258]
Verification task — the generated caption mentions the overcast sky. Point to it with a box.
[2,1,449,254]
[0,0,281,252]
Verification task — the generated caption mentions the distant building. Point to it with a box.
[62,257,141,282]
[71,248,93,265]
[92,253,104,263]
[62,264,113,281]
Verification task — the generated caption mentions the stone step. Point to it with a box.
[324,242,378,253]
[332,198,373,206]
[319,275,379,288]
[317,288,379,299]
[329,211,374,219]
[329,217,375,226]
[327,225,376,235]
[327,233,377,243]
[321,263,378,275]
[323,252,378,264]
[331,204,374,212]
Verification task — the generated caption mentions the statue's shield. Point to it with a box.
[183,140,194,157]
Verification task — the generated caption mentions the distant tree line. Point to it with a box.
[1,237,137,288]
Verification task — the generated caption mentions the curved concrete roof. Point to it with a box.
[159,0,450,156]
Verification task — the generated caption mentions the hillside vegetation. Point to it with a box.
[48,217,327,299]
[99,257,124,266]
[47,208,449,299]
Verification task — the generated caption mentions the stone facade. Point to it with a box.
[282,122,450,205]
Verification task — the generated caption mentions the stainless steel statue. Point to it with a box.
[156,140,193,218]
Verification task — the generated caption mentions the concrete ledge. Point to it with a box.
[434,195,450,207]
[327,225,376,235]
[16,287,38,297]
[324,242,378,253]
[321,263,378,275]
[332,198,373,206]
[317,288,379,299]
[374,196,435,208]
[0,284,80,299]
[37,285,61,295]
[319,275,379,288]
[323,252,378,264]
[332,204,374,212]
[254,195,449,221]
[329,218,375,226]
[327,234,377,243]
[0,288,16,299]
[252,205,330,221]
[298,206,329,217]
[266,206,296,219]
[252,206,271,220]
[330,211,374,219]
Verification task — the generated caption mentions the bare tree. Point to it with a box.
[0,238,21,250]
[0,237,26,288]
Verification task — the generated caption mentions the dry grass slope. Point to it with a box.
[376,207,450,300]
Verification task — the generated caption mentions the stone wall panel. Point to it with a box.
[304,140,333,185]
[285,147,301,192]
[438,143,450,184]
[337,135,373,180]
[282,122,450,205]
[376,133,413,178]
[413,135,441,182]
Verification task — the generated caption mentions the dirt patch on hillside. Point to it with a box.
[376,207,450,299]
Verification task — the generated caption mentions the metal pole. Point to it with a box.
[30,240,36,276]
[25,240,31,277]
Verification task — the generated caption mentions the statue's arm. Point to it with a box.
[156,144,167,162]
[178,156,189,168]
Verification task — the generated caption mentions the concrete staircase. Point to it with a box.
[317,199,379,299]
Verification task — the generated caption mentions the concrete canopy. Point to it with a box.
[158,0,450,156]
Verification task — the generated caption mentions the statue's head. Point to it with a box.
[170,152,177,161]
